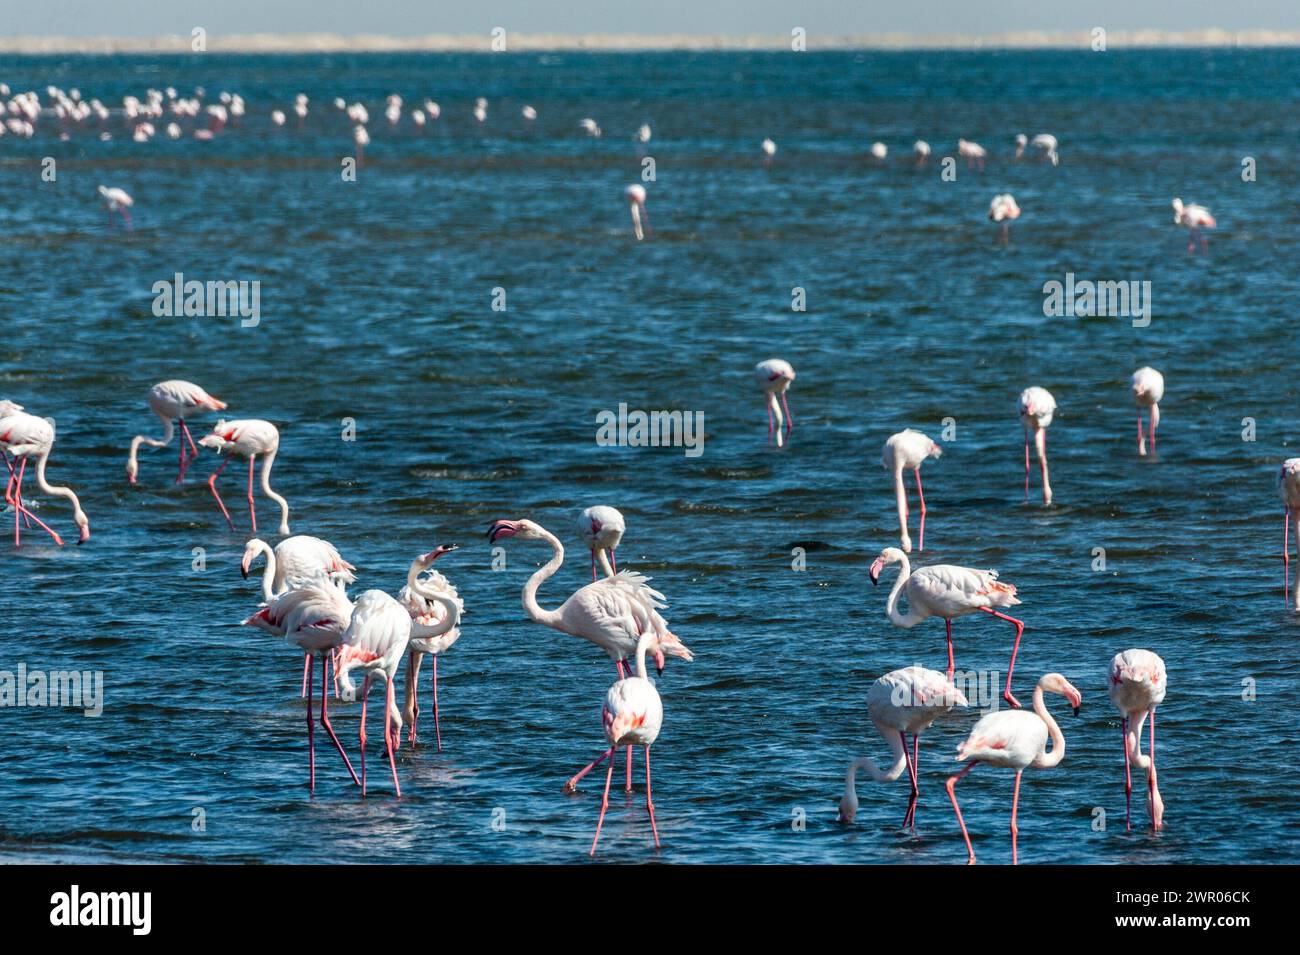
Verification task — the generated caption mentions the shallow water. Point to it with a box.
[1,49,1298,864]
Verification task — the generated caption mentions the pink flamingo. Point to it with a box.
[97,184,133,227]
[0,409,90,546]
[590,629,664,856]
[242,580,359,791]
[946,672,1081,864]
[1172,197,1215,253]
[198,419,290,536]
[882,429,941,553]
[988,193,1020,244]
[126,380,227,484]
[241,534,356,601]
[336,589,413,797]
[869,547,1025,708]
[1018,387,1056,506]
[1130,367,1164,457]
[398,545,464,748]
[625,184,649,241]
[577,505,625,581]
[838,666,967,830]
[957,139,986,170]
[487,518,692,793]
[755,359,795,448]
[1109,649,1166,832]
[1279,459,1300,607]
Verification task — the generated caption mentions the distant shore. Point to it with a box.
[2,29,1299,54]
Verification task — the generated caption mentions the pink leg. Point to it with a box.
[900,731,919,829]
[1023,433,1030,502]
[625,743,633,794]
[1010,770,1022,865]
[177,418,199,483]
[246,454,257,533]
[765,402,774,445]
[306,654,316,792]
[589,754,617,856]
[1286,510,1291,603]
[359,673,371,796]
[914,468,927,552]
[645,746,660,848]
[1137,414,1146,455]
[407,650,420,744]
[320,655,359,785]
[565,747,615,793]
[946,761,978,864]
[980,607,1025,708]
[207,454,235,529]
[431,654,442,752]
[386,678,401,797]
[7,460,63,546]
[1122,716,1132,832]
[1148,709,1159,830]
[945,618,954,681]
[176,423,187,483]
[301,653,311,698]
[780,392,793,439]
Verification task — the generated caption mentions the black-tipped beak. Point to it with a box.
[241,565,249,579]
[869,572,879,586]
[656,663,665,677]
[486,523,502,543]
[1072,706,1080,717]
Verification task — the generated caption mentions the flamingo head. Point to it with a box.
[417,543,459,567]
[1171,197,1184,222]
[488,519,542,544]
[240,539,266,578]
[1040,673,1082,715]
[74,510,90,545]
[868,547,907,585]
[838,788,858,824]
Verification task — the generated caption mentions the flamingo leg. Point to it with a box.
[1137,413,1146,456]
[780,391,793,439]
[1036,429,1051,506]
[3,455,32,532]
[207,453,235,529]
[914,468,927,552]
[945,618,954,681]
[1010,770,1022,865]
[1122,716,1132,832]
[306,654,316,793]
[625,743,633,794]
[945,761,978,864]
[407,650,420,744]
[385,678,401,797]
[246,454,257,534]
[6,459,62,546]
[1285,510,1290,605]
[431,653,442,752]
[900,731,919,830]
[177,417,199,483]
[589,754,618,856]
[765,401,774,445]
[320,655,359,785]
[1148,708,1162,830]
[359,673,371,796]
[564,747,615,793]
[1023,432,1030,502]
[301,653,311,698]
[645,745,660,848]
[979,607,1025,708]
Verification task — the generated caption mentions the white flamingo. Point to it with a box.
[126,379,227,485]
[0,410,90,546]
[838,666,967,830]
[1279,459,1300,607]
[1131,367,1164,457]
[241,535,356,601]
[869,547,1025,708]
[1031,133,1059,165]
[988,193,1020,244]
[882,429,942,552]
[755,359,795,448]
[1172,197,1216,253]
[398,545,464,749]
[577,505,626,580]
[1109,649,1167,832]
[625,183,649,241]
[98,184,133,226]
[199,419,290,536]
[1018,387,1056,505]
[957,139,986,169]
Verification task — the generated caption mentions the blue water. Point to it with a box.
[1,49,1298,864]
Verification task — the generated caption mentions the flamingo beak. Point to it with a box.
[78,524,90,545]
[869,557,884,584]
[487,521,516,544]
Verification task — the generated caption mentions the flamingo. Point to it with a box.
[487,518,692,793]
[98,184,133,226]
[838,667,967,830]
[882,429,942,552]
[577,505,626,580]
[398,545,464,749]
[241,535,357,601]
[1018,387,1056,506]
[755,359,795,448]
[125,380,227,485]
[946,672,1081,864]
[579,117,601,137]
[1279,459,1300,607]
[0,410,90,546]
[1014,133,1027,159]
[242,580,359,791]
[869,547,1025,708]
[1109,649,1167,832]
[870,142,887,162]
[522,105,537,121]
[1031,133,1059,165]
[625,184,649,241]
[636,123,651,144]
[353,125,369,164]
[336,589,413,796]
[913,140,930,165]
[988,193,1020,244]
[271,109,285,126]
[1131,367,1164,457]
[589,628,665,856]
[199,419,290,536]
[1172,198,1215,253]
[957,139,986,169]
[761,137,776,166]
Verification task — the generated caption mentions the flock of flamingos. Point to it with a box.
[1,78,1251,863]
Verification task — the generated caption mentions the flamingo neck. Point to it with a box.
[406,559,460,639]
[522,527,566,630]
[596,548,615,578]
[258,448,290,535]
[127,411,174,474]
[847,729,909,790]
[768,393,784,447]
[34,451,86,528]
[1031,682,1067,768]
[884,553,925,627]
[632,630,655,680]
[253,540,277,601]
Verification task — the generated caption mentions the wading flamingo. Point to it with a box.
[988,193,1020,244]
[98,184,133,226]
[1109,649,1166,832]
[838,667,967,830]
[957,139,986,169]
[1018,387,1056,505]
[487,518,692,792]
[399,545,464,748]
[755,359,795,448]
[913,140,930,165]
[883,429,942,552]
[1172,198,1215,253]
[1280,459,1300,607]
[1131,367,1164,457]
[869,547,1025,708]
[761,138,776,159]
[1031,133,1059,165]
[589,629,664,856]
[947,672,1081,864]
[577,505,626,580]
[625,184,649,241]
[126,380,227,484]
[199,419,290,536]
[1014,133,1027,159]
[336,589,413,797]
[0,410,90,546]
[870,142,887,162]
[242,580,359,792]
[242,535,356,601]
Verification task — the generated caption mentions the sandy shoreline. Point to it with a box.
[1,29,1299,54]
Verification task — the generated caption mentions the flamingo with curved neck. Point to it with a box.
[400,544,463,748]
[0,411,90,546]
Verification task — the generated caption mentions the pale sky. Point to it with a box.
[5,0,1299,38]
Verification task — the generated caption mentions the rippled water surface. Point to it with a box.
[1,50,1298,864]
